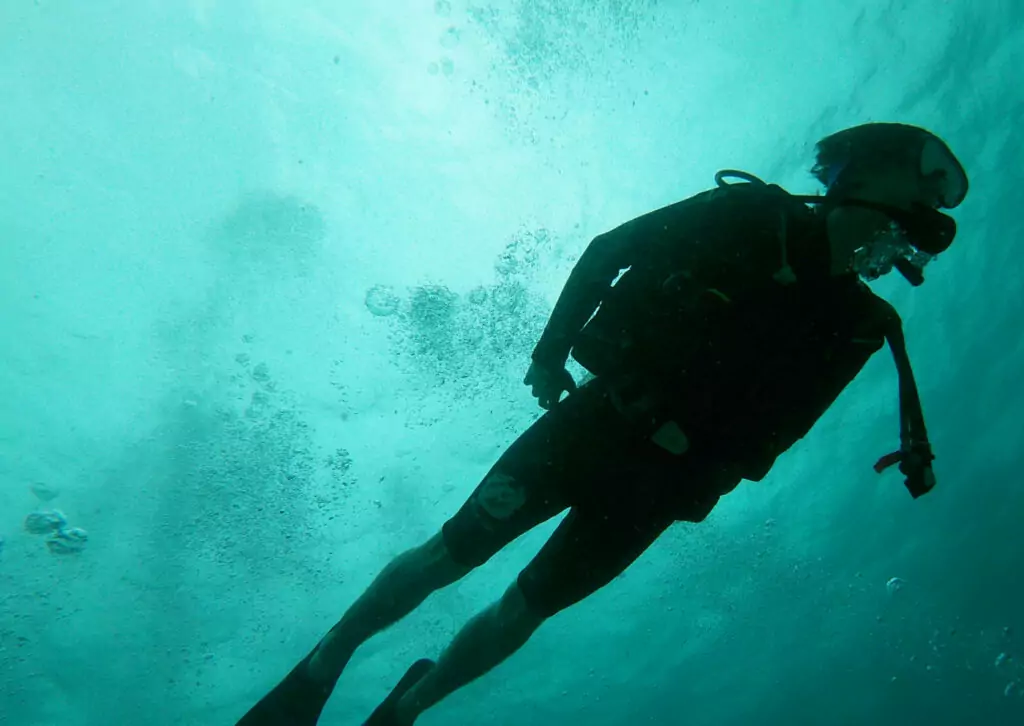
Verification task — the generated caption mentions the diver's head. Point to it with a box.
[812,123,968,284]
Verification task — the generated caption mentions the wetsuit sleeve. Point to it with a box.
[530,223,644,369]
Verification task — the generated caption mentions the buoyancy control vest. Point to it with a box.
[568,173,935,496]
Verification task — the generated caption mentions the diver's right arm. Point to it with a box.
[529,227,640,372]
[525,195,715,409]
[523,227,640,409]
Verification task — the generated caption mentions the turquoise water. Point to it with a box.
[1,2,1021,724]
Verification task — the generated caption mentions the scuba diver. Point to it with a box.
[234,122,969,726]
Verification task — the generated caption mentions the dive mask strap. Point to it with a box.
[875,314,936,498]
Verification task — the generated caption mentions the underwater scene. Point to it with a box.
[1,1,1022,724]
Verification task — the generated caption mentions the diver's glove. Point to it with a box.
[874,440,936,499]
[524,361,577,410]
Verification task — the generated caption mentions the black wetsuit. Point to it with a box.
[442,182,902,617]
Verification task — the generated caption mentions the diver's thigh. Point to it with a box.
[516,506,673,617]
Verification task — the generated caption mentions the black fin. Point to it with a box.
[363,659,436,726]
[235,649,332,726]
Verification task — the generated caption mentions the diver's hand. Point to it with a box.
[524,361,577,410]
[899,442,936,499]
[877,441,936,498]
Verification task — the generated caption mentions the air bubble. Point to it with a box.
[886,577,905,596]
[46,527,88,555]
[24,510,67,535]
[440,27,460,49]
[31,482,59,501]
[365,285,400,317]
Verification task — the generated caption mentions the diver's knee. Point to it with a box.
[421,531,473,586]
[498,582,546,633]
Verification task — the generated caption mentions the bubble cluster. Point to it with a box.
[22,496,89,555]
[362,236,558,406]
[426,1,458,77]
[148,341,356,582]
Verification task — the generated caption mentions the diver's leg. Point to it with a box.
[392,580,544,725]
[309,532,470,683]
[238,386,606,725]
[321,407,582,690]
[311,382,603,686]
[234,533,471,725]
[392,505,674,725]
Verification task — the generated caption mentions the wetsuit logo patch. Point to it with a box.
[476,472,526,521]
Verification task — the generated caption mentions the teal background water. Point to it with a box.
[1,1,1022,724]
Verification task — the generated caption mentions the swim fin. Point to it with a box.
[362,659,436,726]
[235,646,333,726]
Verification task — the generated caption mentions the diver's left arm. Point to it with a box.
[875,301,937,497]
